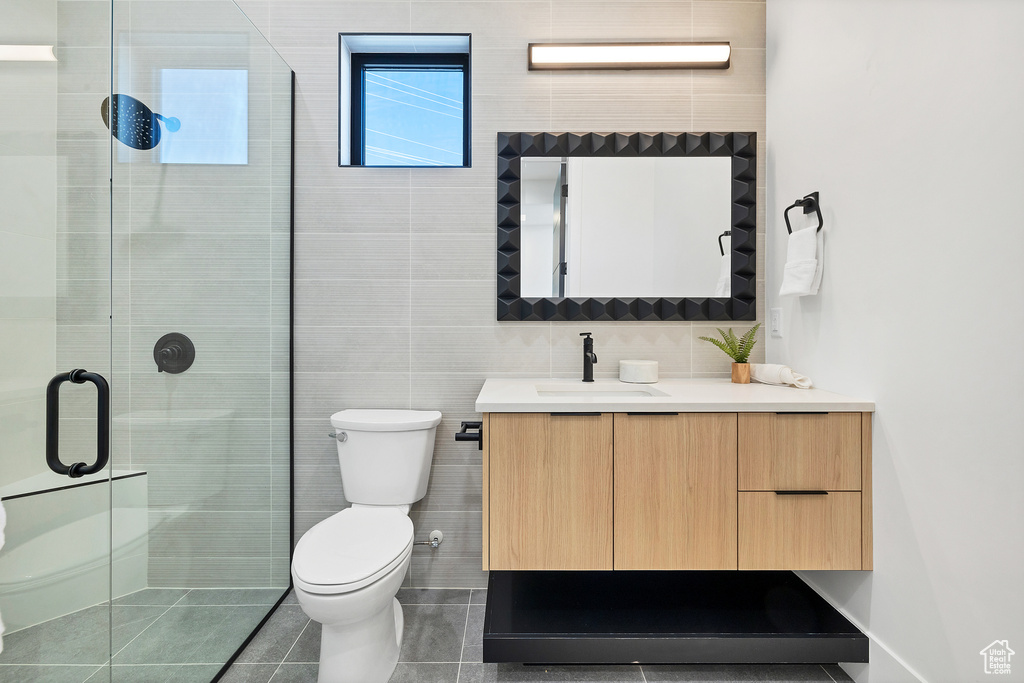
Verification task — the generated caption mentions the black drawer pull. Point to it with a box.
[626,412,679,416]
[775,490,829,495]
[550,412,602,416]
[455,421,483,450]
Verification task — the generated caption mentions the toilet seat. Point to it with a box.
[292,507,414,595]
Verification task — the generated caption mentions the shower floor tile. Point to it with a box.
[0,588,285,682]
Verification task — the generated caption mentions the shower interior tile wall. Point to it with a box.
[237,0,766,589]
[0,0,57,491]
[55,0,292,587]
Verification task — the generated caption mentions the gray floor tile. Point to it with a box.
[389,662,459,682]
[109,663,223,682]
[112,589,189,606]
[281,590,299,605]
[111,605,233,665]
[470,589,488,604]
[457,663,645,682]
[398,604,469,663]
[821,665,853,682]
[269,662,318,682]
[283,620,321,663]
[461,644,483,664]
[177,588,286,606]
[236,605,310,664]
[111,605,168,652]
[641,664,838,682]
[186,606,270,664]
[219,662,280,683]
[397,588,472,605]
[0,605,110,665]
[0,664,102,683]
[463,604,485,655]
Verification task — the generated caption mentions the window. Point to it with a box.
[340,34,471,168]
[159,68,249,165]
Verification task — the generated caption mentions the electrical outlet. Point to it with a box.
[770,308,783,338]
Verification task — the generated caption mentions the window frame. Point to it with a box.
[348,52,471,168]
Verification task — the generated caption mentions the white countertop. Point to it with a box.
[475,378,874,413]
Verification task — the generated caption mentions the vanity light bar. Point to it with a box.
[528,42,730,70]
[0,45,57,61]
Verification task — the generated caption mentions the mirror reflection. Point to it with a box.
[519,156,732,298]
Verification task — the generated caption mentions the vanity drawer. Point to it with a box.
[738,491,862,570]
[738,413,861,491]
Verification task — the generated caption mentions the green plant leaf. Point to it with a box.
[697,335,737,361]
[698,323,761,363]
[734,323,762,363]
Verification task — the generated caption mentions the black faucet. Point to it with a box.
[580,332,597,382]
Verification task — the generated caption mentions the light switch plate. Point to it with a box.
[770,308,783,338]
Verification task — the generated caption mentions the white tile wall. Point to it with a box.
[236,0,766,588]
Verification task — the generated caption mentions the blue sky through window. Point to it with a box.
[363,68,464,166]
[159,68,248,165]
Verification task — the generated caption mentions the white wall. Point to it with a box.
[767,1,1024,681]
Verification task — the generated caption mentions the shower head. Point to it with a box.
[101,94,180,150]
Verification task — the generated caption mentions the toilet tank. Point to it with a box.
[330,409,443,505]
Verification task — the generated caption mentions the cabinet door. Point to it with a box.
[488,413,613,570]
[614,413,737,570]
[738,492,862,569]
[738,413,861,491]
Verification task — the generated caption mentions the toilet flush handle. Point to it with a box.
[328,431,348,443]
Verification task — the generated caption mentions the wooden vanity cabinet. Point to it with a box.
[614,413,737,570]
[485,413,613,571]
[737,413,872,570]
[482,410,872,572]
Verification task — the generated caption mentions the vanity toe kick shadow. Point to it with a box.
[482,571,868,665]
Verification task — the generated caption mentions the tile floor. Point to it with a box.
[222,589,855,683]
[0,588,284,683]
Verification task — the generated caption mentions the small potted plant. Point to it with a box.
[698,323,761,384]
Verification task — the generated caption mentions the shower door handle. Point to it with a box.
[45,369,110,478]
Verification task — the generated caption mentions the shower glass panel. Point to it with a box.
[0,1,292,681]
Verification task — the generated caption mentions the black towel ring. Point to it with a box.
[784,191,823,234]
[717,230,731,256]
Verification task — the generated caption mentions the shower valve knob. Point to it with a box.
[154,333,195,374]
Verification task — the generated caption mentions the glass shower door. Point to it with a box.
[0,0,116,679]
[2,1,291,679]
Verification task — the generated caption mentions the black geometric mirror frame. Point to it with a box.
[496,131,756,321]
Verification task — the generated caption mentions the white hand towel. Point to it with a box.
[714,253,730,297]
[779,226,824,297]
[750,363,813,389]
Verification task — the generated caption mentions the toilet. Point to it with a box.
[291,409,443,683]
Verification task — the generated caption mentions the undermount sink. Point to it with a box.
[535,383,669,398]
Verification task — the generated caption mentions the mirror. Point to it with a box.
[520,156,731,298]
[496,132,757,322]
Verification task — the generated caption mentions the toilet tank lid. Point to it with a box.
[331,409,442,432]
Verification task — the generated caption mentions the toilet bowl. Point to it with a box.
[291,409,442,683]
[292,506,414,683]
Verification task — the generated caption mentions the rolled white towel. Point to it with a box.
[714,253,730,297]
[750,363,813,389]
[779,226,824,297]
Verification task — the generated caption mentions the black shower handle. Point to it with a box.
[45,369,110,478]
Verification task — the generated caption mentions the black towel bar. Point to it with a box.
[784,191,823,234]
